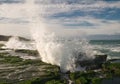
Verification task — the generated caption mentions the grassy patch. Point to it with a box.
[19,71,64,84]
[0,52,62,84]
[0,53,22,64]
[0,44,4,48]
[0,51,120,84]
[15,49,39,56]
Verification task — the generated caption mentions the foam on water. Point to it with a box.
[110,47,120,53]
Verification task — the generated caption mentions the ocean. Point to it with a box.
[90,40,120,59]
[2,37,120,60]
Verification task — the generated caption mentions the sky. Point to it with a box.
[0,0,120,38]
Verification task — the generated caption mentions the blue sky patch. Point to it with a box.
[63,21,95,27]
[51,7,120,21]
[0,0,24,4]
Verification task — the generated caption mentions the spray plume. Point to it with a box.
[26,0,94,72]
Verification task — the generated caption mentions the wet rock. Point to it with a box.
[77,54,107,70]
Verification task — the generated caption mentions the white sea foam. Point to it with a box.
[3,36,36,50]
[110,47,120,52]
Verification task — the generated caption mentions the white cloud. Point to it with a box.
[0,0,119,37]
[42,15,120,36]
[0,0,120,17]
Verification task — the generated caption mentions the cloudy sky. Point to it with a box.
[0,0,120,38]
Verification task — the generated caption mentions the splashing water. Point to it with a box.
[27,0,95,72]
[32,27,94,72]
[3,36,36,50]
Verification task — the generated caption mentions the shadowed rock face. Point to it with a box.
[0,35,11,41]
[102,77,120,84]
[94,55,107,64]
[77,54,107,70]
[0,35,30,41]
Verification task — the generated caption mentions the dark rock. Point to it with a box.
[77,54,107,70]
[94,55,107,64]
[0,35,30,41]
[0,35,11,41]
